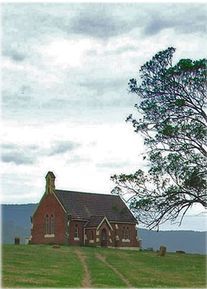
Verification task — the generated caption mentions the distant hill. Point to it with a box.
[1,204,206,254]
[138,228,206,254]
[2,204,37,244]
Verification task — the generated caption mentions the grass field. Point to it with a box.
[2,244,206,288]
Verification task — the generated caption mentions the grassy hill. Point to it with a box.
[2,244,206,288]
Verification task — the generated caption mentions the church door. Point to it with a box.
[101,228,107,247]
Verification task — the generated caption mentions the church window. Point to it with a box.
[122,226,125,239]
[74,224,79,238]
[122,226,130,241]
[45,214,55,235]
[45,215,49,234]
[50,214,55,234]
[125,226,130,239]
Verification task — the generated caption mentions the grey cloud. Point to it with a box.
[48,141,80,156]
[70,7,129,39]
[144,17,172,36]
[3,3,206,46]
[1,143,17,150]
[2,3,137,43]
[1,143,38,150]
[1,140,80,165]
[1,143,38,165]
[70,4,207,39]
[3,48,27,62]
[2,151,36,165]
[143,5,207,36]
[175,6,207,34]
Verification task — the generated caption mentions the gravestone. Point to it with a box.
[14,237,20,245]
[159,245,166,256]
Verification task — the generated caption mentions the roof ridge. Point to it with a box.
[55,189,119,197]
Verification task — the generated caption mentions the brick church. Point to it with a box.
[30,171,139,248]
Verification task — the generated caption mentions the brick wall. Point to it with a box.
[31,193,67,244]
[68,220,85,245]
[111,223,139,247]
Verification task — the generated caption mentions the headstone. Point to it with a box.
[176,250,185,254]
[138,239,142,248]
[146,247,153,252]
[14,237,20,245]
[159,245,166,256]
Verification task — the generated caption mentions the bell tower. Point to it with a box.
[45,171,56,194]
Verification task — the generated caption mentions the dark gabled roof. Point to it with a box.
[55,190,137,223]
[85,216,105,228]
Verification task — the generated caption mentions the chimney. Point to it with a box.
[45,171,55,194]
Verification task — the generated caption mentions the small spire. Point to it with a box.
[45,171,55,194]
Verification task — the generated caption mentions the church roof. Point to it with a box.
[85,216,105,227]
[54,190,137,223]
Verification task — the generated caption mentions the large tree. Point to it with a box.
[111,47,207,229]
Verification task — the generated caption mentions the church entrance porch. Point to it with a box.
[100,228,107,247]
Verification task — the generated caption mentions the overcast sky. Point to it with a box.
[1,2,207,231]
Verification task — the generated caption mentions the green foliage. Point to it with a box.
[112,47,207,229]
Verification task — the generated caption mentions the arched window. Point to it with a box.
[125,226,130,239]
[50,214,55,234]
[122,226,130,240]
[45,215,49,234]
[74,224,79,238]
[122,226,125,239]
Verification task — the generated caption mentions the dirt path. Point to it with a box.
[96,253,133,288]
[75,248,91,288]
